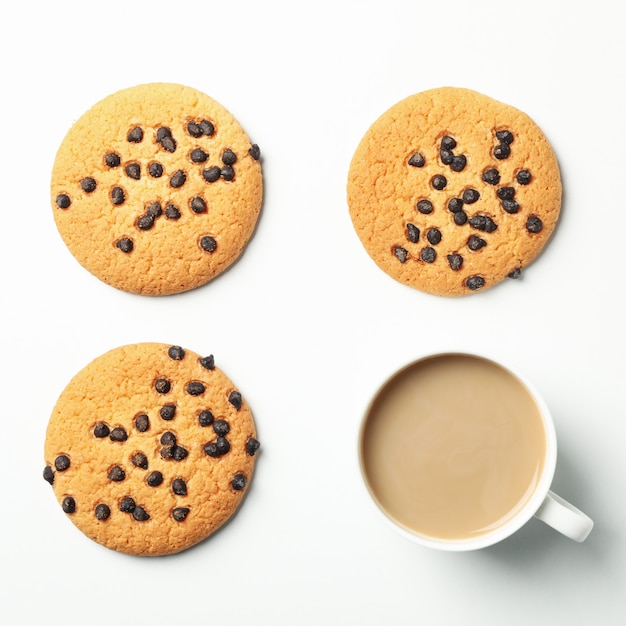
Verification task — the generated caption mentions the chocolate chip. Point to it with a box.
[190,197,207,213]
[441,135,456,150]
[199,410,214,427]
[516,169,532,185]
[497,187,516,201]
[453,210,468,225]
[157,127,177,153]
[216,437,230,455]
[469,215,497,232]
[508,268,522,279]
[172,445,189,461]
[132,506,150,521]
[222,149,237,165]
[160,432,177,446]
[249,144,261,160]
[120,497,135,512]
[200,236,217,252]
[447,253,463,271]
[160,446,174,460]
[148,162,164,178]
[394,246,408,263]
[111,186,126,205]
[105,153,121,168]
[186,381,206,396]
[156,126,171,142]
[246,438,261,456]
[43,465,54,485]
[526,215,543,233]
[466,275,486,290]
[447,198,463,213]
[406,223,420,243]
[199,355,215,370]
[493,143,511,160]
[203,442,219,457]
[160,404,176,421]
[55,455,70,472]
[450,155,467,172]
[93,422,110,438]
[168,345,185,360]
[496,130,514,145]
[421,247,436,263]
[468,235,487,251]
[169,170,187,188]
[95,503,110,520]
[431,175,447,190]
[501,199,520,214]
[125,163,141,180]
[155,378,171,394]
[56,194,71,209]
[199,120,215,136]
[440,148,454,165]
[172,507,190,522]
[136,215,154,230]
[172,478,187,496]
[62,496,76,514]
[417,199,433,214]
[426,228,442,245]
[108,466,126,482]
[116,238,134,253]
[231,474,247,491]
[110,428,128,443]
[135,414,150,432]
[146,201,162,219]
[213,419,230,436]
[81,177,97,193]
[229,390,243,410]
[202,166,221,183]
[462,188,480,204]
[165,203,181,220]
[190,148,208,163]
[221,165,235,181]
[482,168,500,185]
[131,452,148,469]
[146,471,163,487]
[408,152,425,167]
[187,121,203,137]
[127,127,143,143]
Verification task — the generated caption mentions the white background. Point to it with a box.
[2,1,625,624]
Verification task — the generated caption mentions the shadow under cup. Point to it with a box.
[358,353,558,551]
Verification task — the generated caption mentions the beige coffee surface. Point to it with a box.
[361,355,546,540]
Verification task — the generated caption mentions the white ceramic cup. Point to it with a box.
[358,352,593,551]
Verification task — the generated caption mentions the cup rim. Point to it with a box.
[357,351,558,551]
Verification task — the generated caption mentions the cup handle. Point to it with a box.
[534,490,594,542]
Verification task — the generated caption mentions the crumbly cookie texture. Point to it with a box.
[51,83,263,296]
[347,87,562,296]
[43,343,260,556]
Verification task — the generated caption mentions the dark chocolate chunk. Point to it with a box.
[116,238,134,253]
[213,419,230,436]
[169,170,187,188]
[105,152,121,168]
[168,345,185,360]
[431,175,447,190]
[495,130,514,145]
[172,478,187,496]
[160,404,176,421]
[466,275,486,290]
[165,203,181,220]
[246,437,261,456]
[501,199,520,214]
[111,186,126,205]
[447,253,463,271]
[516,169,532,185]
[462,188,480,204]
[199,410,214,427]
[406,223,420,243]
[508,268,522,279]
[81,177,97,193]
[125,163,141,180]
[222,149,237,165]
[420,247,436,263]
[119,497,136,512]
[202,166,221,183]
[95,503,110,520]
[468,215,497,232]
[146,201,162,218]
[56,193,71,209]
[186,381,206,396]
[249,144,261,160]
[221,165,235,181]
[447,197,463,213]
[200,235,217,252]
[155,378,171,394]
[136,215,154,231]
[135,414,150,432]
[172,507,190,522]
[229,390,243,410]
[482,168,500,185]
[526,215,543,233]
[127,126,143,143]
[199,355,215,370]
[190,148,208,163]
[43,465,55,485]
[231,474,247,491]
[172,445,188,461]
[497,187,516,201]
[199,120,215,136]
[160,431,177,446]
[146,471,163,487]
[108,466,126,482]
[426,228,442,245]
[190,196,207,213]
[468,235,487,250]
[493,143,511,160]
[394,246,408,263]
[453,210,468,225]
[93,422,110,438]
[408,152,425,167]
[450,155,467,172]
[132,506,150,521]
[131,452,148,469]
[55,455,70,472]
[417,199,433,214]
[62,496,76,514]
[148,162,164,178]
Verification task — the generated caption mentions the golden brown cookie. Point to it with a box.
[51,83,263,295]
[43,343,260,556]
[347,87,562,296]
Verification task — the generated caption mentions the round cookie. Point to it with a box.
[43,343,261,556]
[347,87,562,296]
[51,83,263,295]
